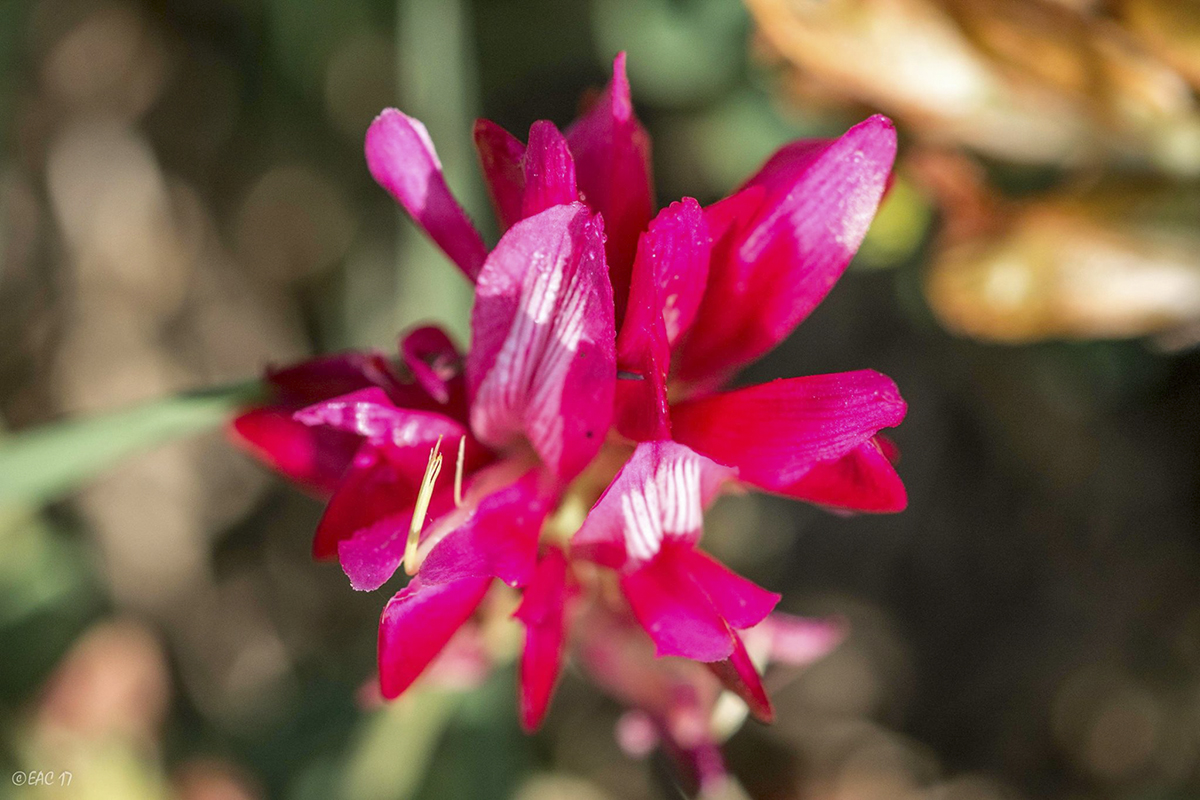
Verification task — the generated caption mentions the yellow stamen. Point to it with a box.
[454,435,466,508]
[405,436,444,576]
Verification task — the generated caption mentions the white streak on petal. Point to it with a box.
[471,208,603,473]
[618,447,706,565]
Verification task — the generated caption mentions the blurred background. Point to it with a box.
[3,0,1200,798]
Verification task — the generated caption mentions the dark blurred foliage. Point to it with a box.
[2,1,1200,799]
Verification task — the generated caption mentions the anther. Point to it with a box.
[404,435,444,576]
[454,435,466,508]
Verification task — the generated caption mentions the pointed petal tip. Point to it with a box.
[471,116,499,138]
[844,114,898,162]
[377,576,492,699]
[860,113,895,132]
[521,121,579,217]
[676,117,896,381]
[671,371,907,492]
[516,547,570,733]
[365,108,486,279]
[880,482,908,513]
[611,51,629,84]
[366,108,439,166]
[787,437,909,514]
[518,705,543,734]
[708,634,774,723]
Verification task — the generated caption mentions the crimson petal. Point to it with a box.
[706,632,773,724]
[614,199,711,441]
[670,546,779,630]
[467,203,616,481]
[312,443,423,562]
[514,546,570,731]
[417,470,553,589]
[366,109,488,280]
[671,371,906,491]
[779,436,908,513]
[620,546,734,661]
[677,115,897,383]
[294,387,468,448]
[521,121,579,219]
[229,408,359,496]
[566,52,653,323]
[378,575,492,699]
[265,351,398,405]
[473,118,526,232]
[573,441,734,569]
[400,325,465,413]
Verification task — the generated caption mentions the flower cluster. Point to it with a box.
[232,53,906,786]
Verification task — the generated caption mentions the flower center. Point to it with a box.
[541,435,635,548]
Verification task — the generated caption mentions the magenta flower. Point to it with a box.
[231,52,906,746]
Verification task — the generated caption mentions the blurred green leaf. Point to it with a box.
[340,689,465,800]
[593,0,749,107]
[0,381,263,510]
[266,0,372,99]
[388,0,481,345]
[0,513,90,627]
[415,668,536,800]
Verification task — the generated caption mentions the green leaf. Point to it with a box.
[0,381,264,509]
[339,688,466,800]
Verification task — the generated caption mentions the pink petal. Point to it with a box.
[670,546,780,630]
[422,621,493,690]
[670,371,907,491]
[566,52,653,322]
[615,710,660,757]
[334,449,519,592]
[416,470,553,589]
[265,351,400,405]
[366,109,487,280]
[613,199,710,441]
[778,436,908,513]
[620,545,734,661]
[573,441,734,570]
[706,633,773,723]
[467,203,616,481]
[514,546,570,731]
[377,575,492,699]
[229,408,359,496]
[294,387,468,448]
[575,604,681,712]
[400,325,464,412]
[336,512,414,591]
[613,240,670,442]
[521,121,578,219]
[312,443,423,562]
[758,613,847,667]
[677,116,897,382]
[637,198,712,348]
[232,350,450,496]
[473,118,526,232]
[333,440,490,590]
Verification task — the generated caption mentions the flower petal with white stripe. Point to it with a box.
[466,202,616,481]
[573,441,734,570]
